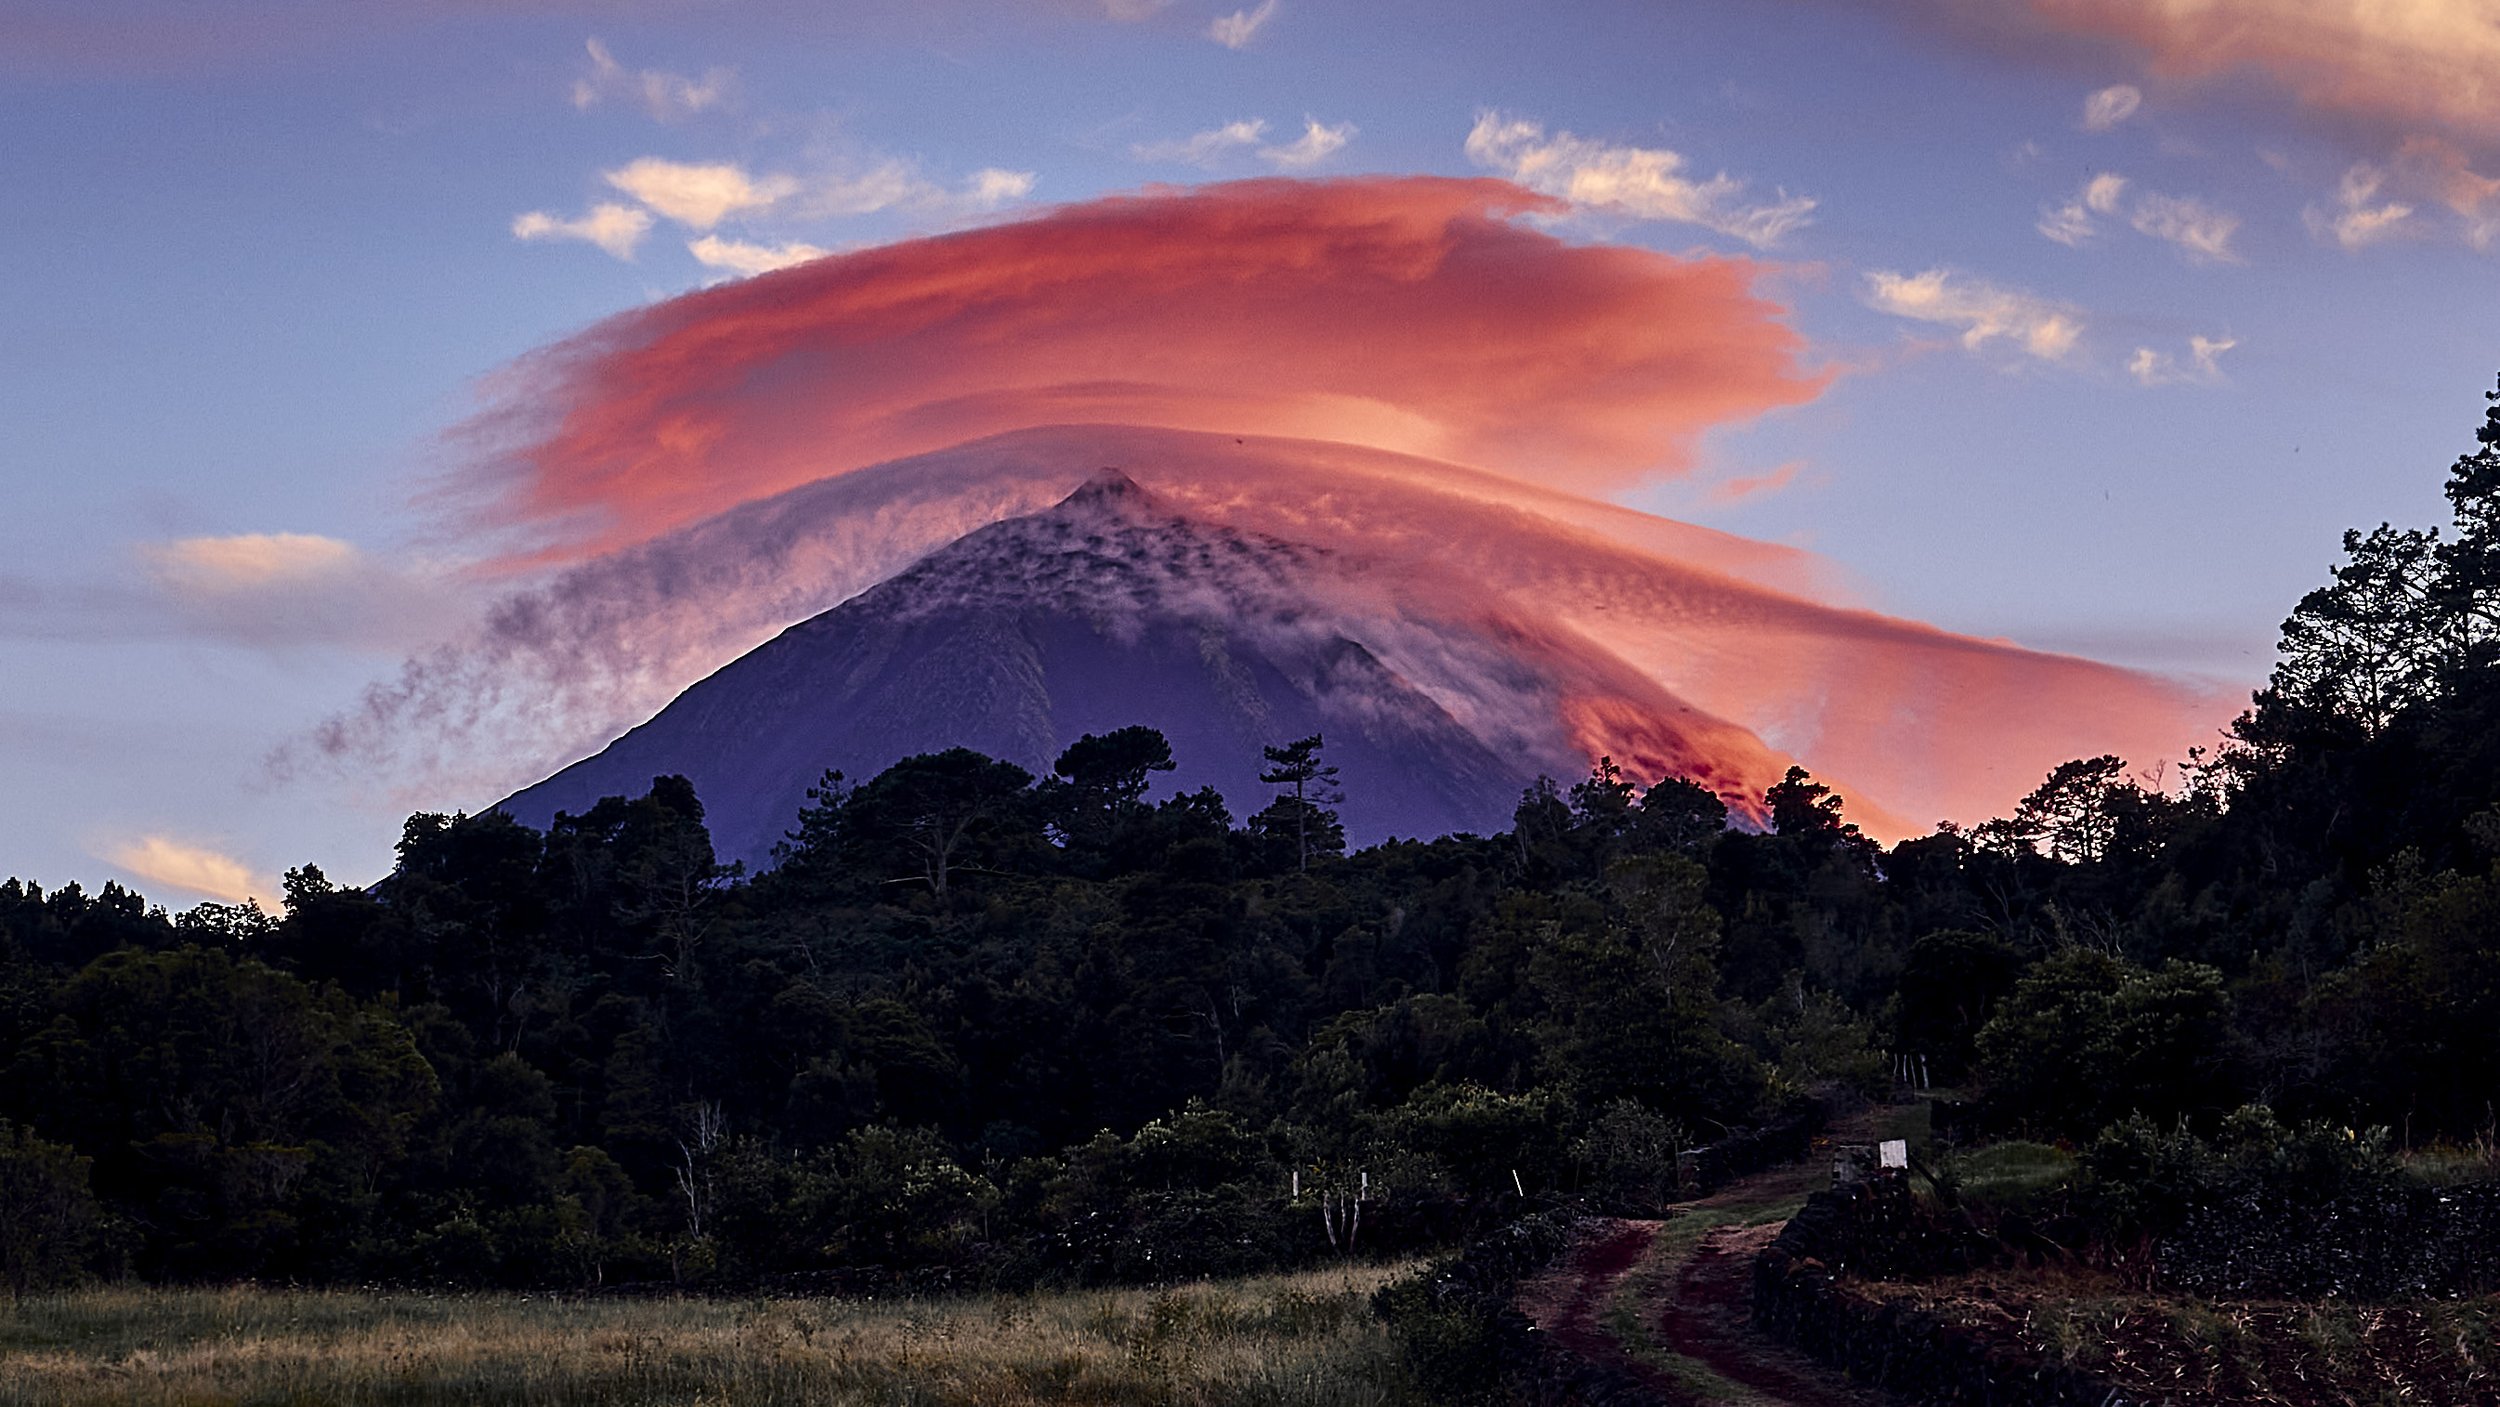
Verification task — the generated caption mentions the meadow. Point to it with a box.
[0,1265,1424,1407]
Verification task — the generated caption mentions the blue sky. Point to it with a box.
[4,0,2496,903]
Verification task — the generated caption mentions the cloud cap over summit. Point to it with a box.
[459,175,1825,560]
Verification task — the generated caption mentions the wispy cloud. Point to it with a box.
[965,167,1038,205]
[2081,83,2143,132]
[688,235,830,277]
[604,158,797,230]
[812,161,942,215]
[1133,117,1352,169]
[101,835,273,906]
[145,532,357,590]
[1863,268,2083,362]
[2129,333,2238,386]
[1260,117,1354,168]
[2037,203,2096,246]
[572,38,732,122]
[2038,172,2127,245]
[2128,191,2240,261]
[1134,119,1269,166]
[134,532,461,652]
[1705,461,1803,506]
[2037,172,2237,260]
[1209,0,1279,49]
[512,204,652,260]
[1464,110,1815,247]
[1,530,461,655]
[2308,162,2415,249]
[806,161,1034,218]
[2395,135,2500,248]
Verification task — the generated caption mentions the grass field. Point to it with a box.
[0,1266,1426,1407]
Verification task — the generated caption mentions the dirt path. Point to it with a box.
[1650,1221,1893,1407]
[1513,1218,1665,1370]
[1512,1107,1918,1407]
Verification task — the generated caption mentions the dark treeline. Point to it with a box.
[4,379,2500,1298]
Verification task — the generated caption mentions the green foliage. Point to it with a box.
[1253,734,1345,874]
[17,369,2500,1298]
[1372,1083,1567,1199]
[0,1120,102,1297]
[1747,976,1888,1099]
[1569,1099,1687,1213]
[1974,949,2242,1139]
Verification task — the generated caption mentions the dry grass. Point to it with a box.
[0,1266,1425,1406]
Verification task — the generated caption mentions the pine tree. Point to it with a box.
[1256,735,1343,872]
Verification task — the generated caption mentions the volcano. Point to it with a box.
[495,468,1801,868]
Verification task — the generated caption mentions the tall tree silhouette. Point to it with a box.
[1256,734,1343,872]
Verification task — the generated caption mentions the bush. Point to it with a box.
[1974,950,2242,1139]
[1570,1099,1686,1213]
[2078,1105,2500,1298]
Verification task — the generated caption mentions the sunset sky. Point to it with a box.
[5,0,2497,904]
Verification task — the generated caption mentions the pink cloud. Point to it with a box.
[456,176,1827,561]
[314,426,2221,840]
[1907,0,2500,152]
[1705,461,1804,506]
[303,176,2219,842]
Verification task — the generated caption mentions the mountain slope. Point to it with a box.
[497,471,1795,867]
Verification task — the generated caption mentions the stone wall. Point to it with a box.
[1373,1210,1673,1407]
[1677,1099,1827,1194]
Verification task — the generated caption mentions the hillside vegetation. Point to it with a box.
[3,378,2499,1317]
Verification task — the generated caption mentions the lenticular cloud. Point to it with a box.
[314,177,2224,839]
[459,176,1826,561]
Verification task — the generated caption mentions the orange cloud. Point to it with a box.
[462,176,1826,560]
[145,532,360,590]
[313,177,2217,841]
[100,835,273,906]
[1933,0,2500,150]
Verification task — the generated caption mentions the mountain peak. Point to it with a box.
[1058,468,1153,510]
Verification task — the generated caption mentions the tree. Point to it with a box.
[2009,755,2130,863]
[24,947,435,1278]
[1049,727,1176,859]
[2269,524,2446,736]
[0,1120,100,1298]
[1633,777,1728,854]
[1054,726,1175,810]
[840,750,1039,902]
[2258,374,2500,737]
[2433,372,2500,673]
[1568,756,1638,844]
[1974,949,2242,1138]
[1256,735,1344,873]
[1762,766,1877,876]
[550,776,735,979]
[1766,766,1857,843]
